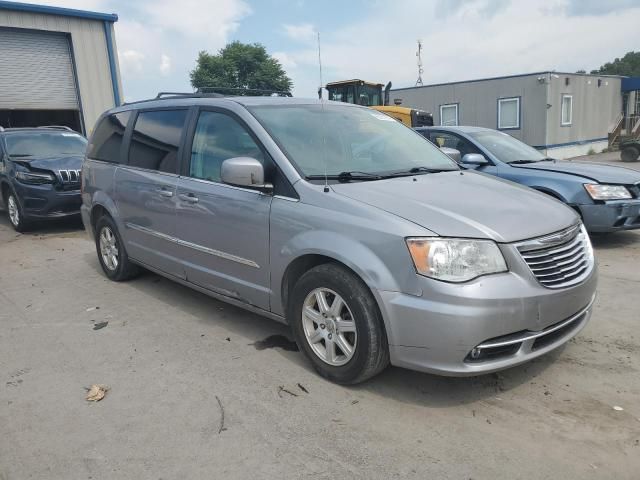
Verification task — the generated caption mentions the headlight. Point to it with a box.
[406,237,508,282]
[584,184,631,200]
[15,170,55,185]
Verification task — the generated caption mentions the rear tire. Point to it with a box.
[621,146,639,163]
[288,263,389,384]
[95,215,140,281]
[5,191,29,232]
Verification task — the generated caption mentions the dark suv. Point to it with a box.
[0,126,87,231]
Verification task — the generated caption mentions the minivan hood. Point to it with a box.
[513,160,640,184]
[331,171,578,243]
[16,154,83,171]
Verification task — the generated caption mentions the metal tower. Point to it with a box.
[415,40,424,87]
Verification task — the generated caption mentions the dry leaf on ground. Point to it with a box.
[85,384,109,402]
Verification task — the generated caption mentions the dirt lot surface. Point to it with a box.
[1,158,639,479]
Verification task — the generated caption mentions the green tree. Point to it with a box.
[190,41,292,94]
[590,51,640,76]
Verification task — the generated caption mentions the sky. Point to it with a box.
[19,0,640,101]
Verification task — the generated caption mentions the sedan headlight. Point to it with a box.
[15,170,55,185]
[584,184,632,200]
[406,237,508,282]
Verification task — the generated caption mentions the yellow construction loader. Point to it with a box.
[323,79,433,127]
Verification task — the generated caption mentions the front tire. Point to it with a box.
[95,215,140,281]
[289,264,389,384]
[6,191,29,232]
[621,146,639,163]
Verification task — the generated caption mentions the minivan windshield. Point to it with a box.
[249,104,458,178]
[4,132,87,158]
[468,130,547,164]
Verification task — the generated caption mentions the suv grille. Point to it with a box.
[516,224,594,289]
[59,169,81,183]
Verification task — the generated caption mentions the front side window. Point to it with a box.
[128,109,187,173]
[440,104,458,126]
[249,104,458,178]
[469,130,545,164]
[498,97,520,130]
[561,95,573,126]
[189,111,264,183]
[87,111,131,163]
[430,132,480,157]
[4,132,87,158]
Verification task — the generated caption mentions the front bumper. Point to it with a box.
[579,200,640,232]
[13,181,81,220]
[375,243,598,376]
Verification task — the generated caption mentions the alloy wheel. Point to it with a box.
[99,226,119,271]
[302,288,358,366]
[7,195,19,227]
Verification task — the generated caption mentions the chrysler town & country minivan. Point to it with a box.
[81,96,597,384]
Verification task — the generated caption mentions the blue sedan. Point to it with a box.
[416,126,640,233]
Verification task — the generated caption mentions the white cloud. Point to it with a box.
[159,54,172,76]
[282,22,316,43]
[280,0,640,97]
[272,51,297,69]
[120,49,145,75]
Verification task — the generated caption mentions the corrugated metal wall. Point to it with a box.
[390,75,548,146]
[545,74,621,147]
[0,9,122,133]
[0,28,78,109]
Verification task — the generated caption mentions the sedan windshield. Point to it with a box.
[249,104,458,178]
[4,132,87,158]
[468,130,547,164]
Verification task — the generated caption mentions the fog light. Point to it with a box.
[470,347,482,360]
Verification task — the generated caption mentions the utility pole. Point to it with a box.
[415,40,424,87]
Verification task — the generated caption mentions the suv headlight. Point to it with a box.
[406,237,508,282]
[15,170,55,185]
[584,184,631,200]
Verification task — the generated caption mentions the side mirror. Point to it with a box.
[221,157,273,192]
[440,147,461,163]
[461,153,489,166]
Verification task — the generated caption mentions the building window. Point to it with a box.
[440,104,458,126]
[561,95,573,126]
[498,97,520,130]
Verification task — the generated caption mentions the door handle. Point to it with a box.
[179,193,199,204]
[157,188,173,198]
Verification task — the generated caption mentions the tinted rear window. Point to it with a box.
[87,111,131,163]
[128,109,187,174]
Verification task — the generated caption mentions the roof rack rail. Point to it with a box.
[155,91,224,99]
[0,126,4,132]
[38,125,75,131]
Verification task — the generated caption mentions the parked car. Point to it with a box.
[82,97,597,384]
[620,139,640,163]
[417,126,640,233]
[0,126,87,231]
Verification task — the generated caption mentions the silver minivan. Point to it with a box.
[81,96,597,384]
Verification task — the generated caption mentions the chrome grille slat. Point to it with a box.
[525,243,584,267]
[516,224,594,289]
[58,169,81,184]
[529,250,586,271]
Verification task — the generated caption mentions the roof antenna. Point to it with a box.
[317,30,330,193]
[415,39,424,87]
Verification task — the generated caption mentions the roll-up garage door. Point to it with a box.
[0,28,79,110]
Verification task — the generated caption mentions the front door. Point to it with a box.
[115,108,189,278]
[175,109,272,310]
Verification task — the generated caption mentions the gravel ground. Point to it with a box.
[1,193,639,479]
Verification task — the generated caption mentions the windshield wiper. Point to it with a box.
[8,154,33,158]
[306,171,384,182]
[386,166,456,176]
[509,159,543,164]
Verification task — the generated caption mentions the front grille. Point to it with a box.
[59,169,81,184]
[516,224,594,289]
